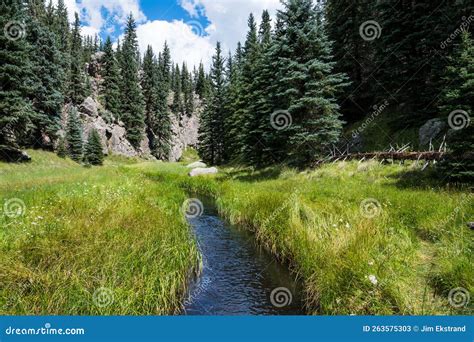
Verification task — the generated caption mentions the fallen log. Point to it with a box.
[345,151,447,161]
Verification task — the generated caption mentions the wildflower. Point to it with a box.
[368,275,378,285]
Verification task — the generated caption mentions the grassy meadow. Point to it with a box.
[0,151,199,315]
[1,150,472,315]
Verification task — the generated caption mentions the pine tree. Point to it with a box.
[66,107,83,162]
[0,0,35,148]
[198,42,226,164]
[56,135,67,158]
[120,14,145,148]
[84,129,104,165]
[102,36,121,115]
[160,41,172,88]
[171,63,184,115]
[68,12,87,105]
[269,0,348,165]
[325,0,373,123]
[27,0,64,148]
[438,31,474,183]
[181,62,194,116]
[195,61,207,99]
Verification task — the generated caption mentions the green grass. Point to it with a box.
[147,161,473,315]
[0,151,199,315]
[1,151,472,315]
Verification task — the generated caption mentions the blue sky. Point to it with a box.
[58,0,283,67]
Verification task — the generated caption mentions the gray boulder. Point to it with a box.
[187,161,207,169]
[419,118,446,147]
[189,167,218,177]
[80,97,99,118]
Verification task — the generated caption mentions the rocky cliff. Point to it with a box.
[58,52,201,161]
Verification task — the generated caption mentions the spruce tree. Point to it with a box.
[438,31,474,183]
[102,36,121,115]
[27,0,64,147]
[120,14,145,148]
[195,62,207,99]
[270,0,348,165]
[84,129,104,165]
[66,107,83,162]
[0,0,35,148]
[68,12,87,105]
[56,136,67,158]
[325,0,373,123]
[198,42,226,165]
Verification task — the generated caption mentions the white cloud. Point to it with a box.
[180,0,283,53]
[135,20,214,69]
[53,0,145,36]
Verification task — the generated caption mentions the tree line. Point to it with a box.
[197,0,472,180]
[1,0,203,164]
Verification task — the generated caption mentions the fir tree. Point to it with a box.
[68,12,87,105]
[195,61,207,99]
[66,107,83,162]
[27,0,64,147]
[269,0,348,165]
[198,42,226,164]
[120,14,145,148]
[438,31,474,183]
[102,36,121,115]
[0,0,35,148]
[84,129,104,165]
[56,136,67,158]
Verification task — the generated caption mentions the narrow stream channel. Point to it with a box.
[183,195,305,315]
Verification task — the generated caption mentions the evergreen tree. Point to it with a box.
[120,14,145,148]
[68,12,87,104]
[171,63,184,115]
[84,129,104,165]
[325,0,373,123]
[102,36,121,115]
[160,41,172,88]
[438,31,474,183]
[27,0,64,148]
[141,45,161,157]
[66,107,83,162]
[269,0,348,165]
[198,42,226,164]
[56,135,67,158]
[0,0,35,148]
[195,61,207,99]
[181,62,194,116]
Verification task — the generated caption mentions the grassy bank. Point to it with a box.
[1,151,472,315]
[145,160,473,315]
[0,151,199,315]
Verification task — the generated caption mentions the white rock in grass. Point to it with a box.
[187,161,207,169]
[189,167,218,177]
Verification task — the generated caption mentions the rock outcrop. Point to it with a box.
[169,95,202,162]
[419,118,446,147]
[57,51,201,161]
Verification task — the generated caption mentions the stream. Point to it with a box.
[183,195,305,315]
